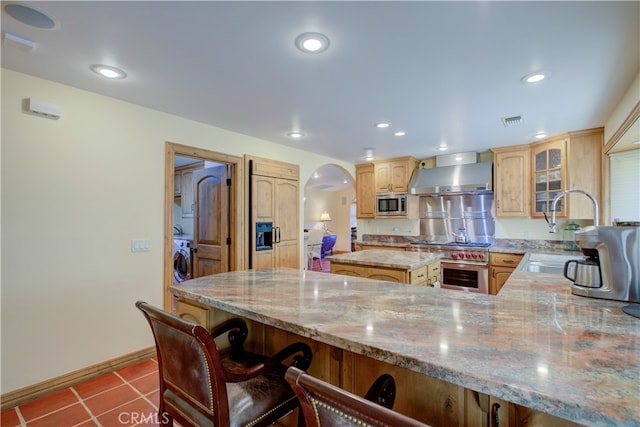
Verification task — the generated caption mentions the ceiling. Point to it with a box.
[2,1,639,169]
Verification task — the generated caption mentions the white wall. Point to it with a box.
[0,69,353,394]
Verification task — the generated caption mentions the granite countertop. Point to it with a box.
[326,249,441,269]
[170,268,639,426]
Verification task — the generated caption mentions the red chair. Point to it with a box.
[136,301,312,426]
[286,367,430,427]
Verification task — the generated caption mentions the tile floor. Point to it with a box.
[1,358,162,427]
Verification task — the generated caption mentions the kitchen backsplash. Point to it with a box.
[357,218,594,241]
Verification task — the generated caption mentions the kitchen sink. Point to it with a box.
[516,253,582,276]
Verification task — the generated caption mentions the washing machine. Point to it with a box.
[173,239,192,283]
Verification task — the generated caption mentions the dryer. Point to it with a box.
[173,239,192,283]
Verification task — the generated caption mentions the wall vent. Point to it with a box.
[501,115,524,127]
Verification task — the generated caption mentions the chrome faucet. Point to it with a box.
[173,224,184,235]
[546,189,599,233]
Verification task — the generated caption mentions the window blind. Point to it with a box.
[610,149,640,222]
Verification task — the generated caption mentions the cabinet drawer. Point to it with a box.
[490,252,523,268]
[175,299,214,329]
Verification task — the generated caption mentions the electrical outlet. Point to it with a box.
[131,239,151,252]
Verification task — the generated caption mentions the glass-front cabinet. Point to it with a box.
[531,138,567,218]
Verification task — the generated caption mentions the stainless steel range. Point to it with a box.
[407,241,491,294]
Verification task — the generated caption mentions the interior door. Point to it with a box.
[192,165,229,278]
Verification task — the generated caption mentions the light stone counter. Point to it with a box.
[326,249,441,269]
[170,268,639,426]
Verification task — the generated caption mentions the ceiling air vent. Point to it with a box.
[501,115,524,127]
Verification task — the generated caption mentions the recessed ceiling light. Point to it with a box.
[4,3,57,29]
[90,64,127,79]
[295,32,330,54]
[533,132,548,139]
[287,131,304,139]
[632,140,640,145]
[376,122,390,128]
[438,145,448,151]
[521,70,552,84]
[393,131,406,137]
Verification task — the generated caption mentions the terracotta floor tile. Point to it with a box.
[74,372,125,399]
[19,388,79,421]
[26,402,92,427]
[96,397,160,427]
[117,359,158,382]
[145,389,160,408]
[82,384,140,417]
[0,407,21,427]
[129,372,159,396]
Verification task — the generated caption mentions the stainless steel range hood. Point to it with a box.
[408,162,493,195]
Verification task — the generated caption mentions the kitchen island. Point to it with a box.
[170,268,639,426]
[326,249,441,285]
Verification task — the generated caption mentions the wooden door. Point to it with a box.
[192,165,229,278]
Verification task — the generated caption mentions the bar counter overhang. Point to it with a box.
[170,267,640,426]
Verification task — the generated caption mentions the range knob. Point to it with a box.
[478,253,485,260]
[458,252,465,259]
[465,253,471,259]
[472,253,478,259]
[451,252,458,259]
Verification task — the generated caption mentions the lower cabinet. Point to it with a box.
[489,252,524,295]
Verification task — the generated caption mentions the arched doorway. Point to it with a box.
[303,164,356,270]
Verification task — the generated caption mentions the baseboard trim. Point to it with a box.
[1,347,156,411]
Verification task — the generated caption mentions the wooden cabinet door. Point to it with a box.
[275,178,299,268]
[355,163,375,218]
[531,138,567,218]
[390,161,411,192]
[493,148,530,217]
[181,169,195,218]
[374,162,392,192]
[566,128,602,219]
[490,266,514,295]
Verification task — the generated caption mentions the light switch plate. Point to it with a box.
[131,239,151,252]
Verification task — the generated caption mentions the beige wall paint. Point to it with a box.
[604,72,639,145]
[0,69,353,393]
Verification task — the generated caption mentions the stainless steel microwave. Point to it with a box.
[376,192,408,216]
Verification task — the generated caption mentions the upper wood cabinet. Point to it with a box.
[491,146,530,217]
[355,163,375,219]
[373,156,418,193]
[491,127,602,220]
[530,128,602,219]
[175,161,204,218]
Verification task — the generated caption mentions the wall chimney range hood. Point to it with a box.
[408,162,493,196]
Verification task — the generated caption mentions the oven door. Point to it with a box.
[440,261,488,294]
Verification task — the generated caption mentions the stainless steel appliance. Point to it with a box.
[408,242,491,293]
[566,224,639,302]
[375,192,407,217]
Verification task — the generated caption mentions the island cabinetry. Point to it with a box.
[355,163,375,218]
[373,156,419,193]
[489,252,524,295]
[247,156,299,269]
[356,244,406,251]
[330,263,408,283]
[491,145,530,218]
